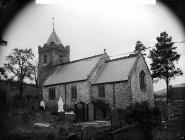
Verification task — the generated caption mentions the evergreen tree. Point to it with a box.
[125,102,161,140]
[134,40,146,55]
[149,32,183,102]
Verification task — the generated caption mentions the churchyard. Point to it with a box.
[0,99,184,140]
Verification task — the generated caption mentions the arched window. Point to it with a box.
[139,70,146,90]
[43,55,47,64]
[71,86,77,99]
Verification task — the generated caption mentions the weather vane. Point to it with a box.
[52,17,55,30]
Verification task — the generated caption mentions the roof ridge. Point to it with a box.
[56,53,104,66]
[109,54,138,62]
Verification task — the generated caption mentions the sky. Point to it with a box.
[0,0,185,91]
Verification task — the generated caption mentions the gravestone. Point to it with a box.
[58,96,65,121]
[87,101,95,121]
[58,96,64,112]
[111,108,122,129]
[40,100,45,110]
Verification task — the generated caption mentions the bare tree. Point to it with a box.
[4,48,35,98]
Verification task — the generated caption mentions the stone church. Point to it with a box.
[38,28,154,120]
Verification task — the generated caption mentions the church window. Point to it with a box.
[49,88,55,100]
[43,55,47,64]
[71,86,77,99]
[98,85,105,97]
[139,70,146,90]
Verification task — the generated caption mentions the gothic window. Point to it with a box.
[71,86,77,99]
[139,70,146,90]
[43,55,47,64]
[98,85,105,97]
[49,88,55,100]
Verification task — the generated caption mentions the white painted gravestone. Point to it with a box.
[58,96,65,121]
[40,100,45,109]
[58,96,64,112]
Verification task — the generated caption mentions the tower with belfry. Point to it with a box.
[38,18,70,86]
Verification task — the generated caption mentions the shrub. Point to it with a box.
[93,99,111,119]
[125,101,161,140]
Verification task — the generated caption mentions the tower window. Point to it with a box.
[139,70,146,90]
[49,88,55,100]
[98,85,105,97]
[71,86,77,99]
[43,55,47,64]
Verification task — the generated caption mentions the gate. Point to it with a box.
[87,100,95,121]
[75,101,85,122]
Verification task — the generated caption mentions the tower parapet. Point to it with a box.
[38,25,70,86]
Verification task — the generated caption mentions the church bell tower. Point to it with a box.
[38,18,70,86]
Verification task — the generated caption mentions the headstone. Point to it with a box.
[40,100,45,110]
[58,96,65,121]
[58,96,64,112]
[111,108,122,129]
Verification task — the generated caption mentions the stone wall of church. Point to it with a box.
[43,81,91,109]
[91,81,131,109]
[114,82,131,109]
[130,55,154,106]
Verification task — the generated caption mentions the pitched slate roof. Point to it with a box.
[43,54,103,86]
[92,56,137,84]
[46,30,62,45]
